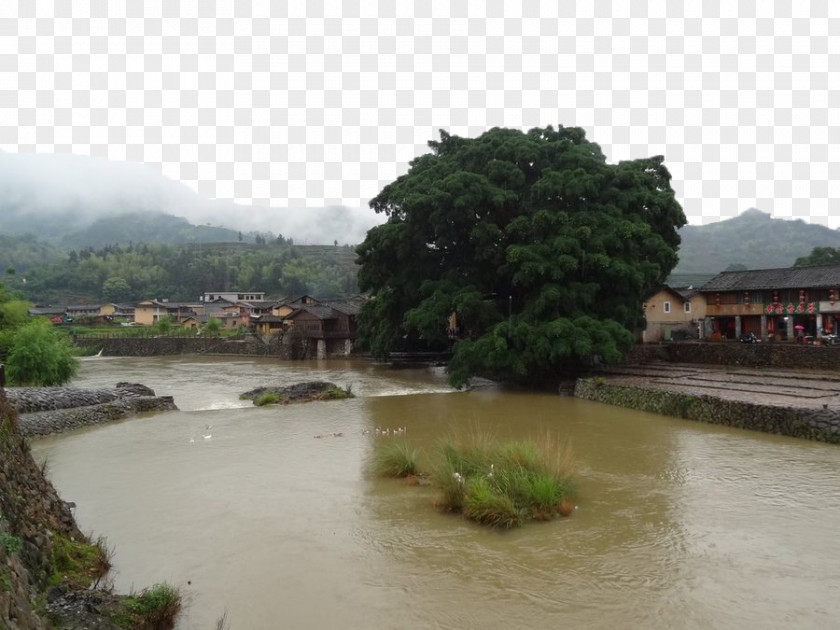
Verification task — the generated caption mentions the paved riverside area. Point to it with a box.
[596,362,840,411]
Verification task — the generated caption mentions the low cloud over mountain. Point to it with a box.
[0,151,383,245]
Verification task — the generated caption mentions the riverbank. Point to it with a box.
[575,362,840,443]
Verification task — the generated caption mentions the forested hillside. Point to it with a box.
[8,241,360,304]
[59,211,252,249]
[673,209,840,275]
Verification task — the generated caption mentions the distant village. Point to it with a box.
[26,261,840,359]
[30,291,362,359]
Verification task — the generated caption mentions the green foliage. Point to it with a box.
[355,126,685,387]
[322,384,354,400]
[254,392,282,406]
[47,533,111,589]
[203,317,222,336]
[118,582,182,630]
[102,275,133,302]
[5,319,78,385]
[13,240,359,304]
[0,533,23,555]
[795,246,840,267]
[462,476,523,529]
[0,298,31,359]
[373,439,419,477]
[155,315,174,335]
[0,233,64,279]
[0,299,29,330]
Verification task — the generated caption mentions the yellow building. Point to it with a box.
[642,286,706,343]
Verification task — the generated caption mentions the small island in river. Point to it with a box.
[240,380,355,406]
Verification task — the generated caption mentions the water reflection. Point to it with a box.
[29,357,840,629]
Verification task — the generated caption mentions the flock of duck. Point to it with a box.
[363,426,407,436]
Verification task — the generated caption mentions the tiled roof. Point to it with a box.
[291,306,336,320]
[250,314,286,323]
[29,306,66,316]
[325,301,361,315]
[65,304,102,311]
[700,265,840,292]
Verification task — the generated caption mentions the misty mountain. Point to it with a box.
[59,212,247,249]
[667,209,840,286]
[0,150,383,245]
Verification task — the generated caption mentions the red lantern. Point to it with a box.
[799,289,805,303]
[744,291,750,307]
[715,293,720,307]
[773,291,779,304]
[831,289,836,306]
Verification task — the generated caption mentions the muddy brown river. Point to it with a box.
[30,356,840,629]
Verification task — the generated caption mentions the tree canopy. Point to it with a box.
[794,246,840,267]
[355,126,686,387]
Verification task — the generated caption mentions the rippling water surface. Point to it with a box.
[30,356,840,629]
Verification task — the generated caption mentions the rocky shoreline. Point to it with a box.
[5,382,178,437]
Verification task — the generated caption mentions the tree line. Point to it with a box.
[8,242,360,305]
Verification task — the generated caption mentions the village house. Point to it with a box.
[698,264,840,342]
[642,286,706,343]
[201,291,266,303]
[134,299,198,326]
[283,300,360,358]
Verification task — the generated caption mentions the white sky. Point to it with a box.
[1,1,838,230]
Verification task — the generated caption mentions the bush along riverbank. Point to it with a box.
[574,377,840,443]
[0,394,183,629]
[372,430,577,529]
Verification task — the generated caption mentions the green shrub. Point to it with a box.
[6,319,78,385]
[373,439,419,477]
[119,583,182,630]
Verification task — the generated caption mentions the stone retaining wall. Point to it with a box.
[5,383,178,437]
[574,377,840,443]
[74,334,283,357]
[627,341,840,371]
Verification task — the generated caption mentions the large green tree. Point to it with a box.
[356,126,686,387]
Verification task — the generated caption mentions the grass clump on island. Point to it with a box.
[254,391,284,406]
[373,430,577,529]
[113,583,182,630]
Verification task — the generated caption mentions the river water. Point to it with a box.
[30,356,840,630]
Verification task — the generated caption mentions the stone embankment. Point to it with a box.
[74,334,277,357]
[5,382,177,437]
[576,362,840,443]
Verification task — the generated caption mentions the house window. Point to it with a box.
[663,301,671,313]
[684,302,691,313]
